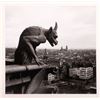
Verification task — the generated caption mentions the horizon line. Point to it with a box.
[6,47,96,50]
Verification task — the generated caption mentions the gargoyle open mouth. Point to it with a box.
[50,38,58,47]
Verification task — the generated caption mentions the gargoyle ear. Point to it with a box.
[48,27,52,33]
[54,22,58,31]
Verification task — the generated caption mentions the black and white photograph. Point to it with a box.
[5,4,96,94]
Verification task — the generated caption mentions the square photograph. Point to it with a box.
[5,5,96,94]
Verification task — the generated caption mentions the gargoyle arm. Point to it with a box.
[23,36,39,64]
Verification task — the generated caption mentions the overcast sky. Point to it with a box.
[5,5,96,49]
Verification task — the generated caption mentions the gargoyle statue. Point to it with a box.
[14,22,58,65]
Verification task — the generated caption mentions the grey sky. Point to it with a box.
[5,6,96,49]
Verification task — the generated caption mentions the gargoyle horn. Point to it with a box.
[54,22,58,31]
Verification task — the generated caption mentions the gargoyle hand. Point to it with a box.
[35,57,45,66]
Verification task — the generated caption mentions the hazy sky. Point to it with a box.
[5,5,96,49]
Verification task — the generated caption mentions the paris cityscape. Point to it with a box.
[6,46,96,94]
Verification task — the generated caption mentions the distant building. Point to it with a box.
[43,49,48,63]
[60,46,63,51]
[60,45,68,51]
[59,46,68,58]
[44,49,48,55]
[69,67,93,79]
[66,45,68,51]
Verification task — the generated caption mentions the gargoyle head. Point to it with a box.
[46,22,58,47]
